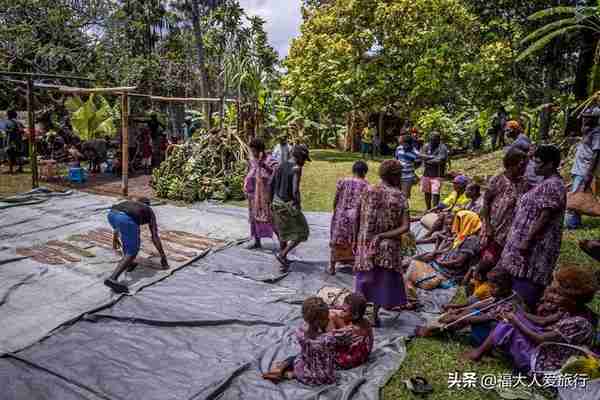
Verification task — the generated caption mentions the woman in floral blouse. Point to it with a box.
[494,145,567,310]
[329,161,369,275]
[354,160,412,326]
[243,138,279,249]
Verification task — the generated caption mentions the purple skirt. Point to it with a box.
[248,199,274,239]
[491,312,542,373]
[355,268,407,308]
[250,219,273,239]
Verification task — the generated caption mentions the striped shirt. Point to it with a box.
[395,146,420,181]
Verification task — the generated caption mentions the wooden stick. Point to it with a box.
[0,71,93,80]
[121,93,129,197]
[27,78,38,189]
[442,293,517,330]
[59,86,137,94]
[117,93,236,103]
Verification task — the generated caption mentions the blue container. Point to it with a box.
[68,167,87,183]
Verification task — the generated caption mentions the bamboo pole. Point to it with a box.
[0,71,93,81]
[59,86,137,94]
[120,94,236,103]
[121,93,129,197]
[27,78,38,189]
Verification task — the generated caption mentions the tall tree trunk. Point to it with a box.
[565,31,598,136]
[376,111,384,157]
[189,0,211,128]
[539,43,560,141]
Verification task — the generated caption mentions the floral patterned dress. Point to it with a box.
[354,183,409,308]
[244,155,278,239]
[490,312,594,375]
[483,174,530,248]
[496,175,566,303]
[293,324,352,386]
[330,177,369,263]
[335,325,374,370]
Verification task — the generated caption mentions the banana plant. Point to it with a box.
[65,94,117,140]
[518,6,599,62]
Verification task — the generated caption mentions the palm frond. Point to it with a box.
[527,6,594,21]
[520,17,579,45]
[517,25,593,62]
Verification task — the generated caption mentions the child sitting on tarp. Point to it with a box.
[262,297,352,385]
[415,267,521,345]
[328,293,374,370]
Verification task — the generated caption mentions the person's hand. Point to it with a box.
[518,239,531,257]
[160,256,169,269]
[421,253,435,263]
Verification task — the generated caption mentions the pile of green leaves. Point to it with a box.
[151,130,248,203]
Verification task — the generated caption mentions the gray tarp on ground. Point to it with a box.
[1,196,454,399]
[0,192,249,355]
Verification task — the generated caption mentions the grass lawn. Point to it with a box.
[3,150,600,399]
[0,166,37,197]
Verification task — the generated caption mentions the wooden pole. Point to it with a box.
[0,71,93,81]
[121,93,129,197]
[27,78,38,188]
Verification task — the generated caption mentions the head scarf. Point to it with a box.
[453,175,469,187]
[506,120,521,131]
[451,210,482,249]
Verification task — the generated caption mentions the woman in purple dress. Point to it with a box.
[494,145,566,310]
[329,161,369,275]
[244,138,279,249]
[354,160,412,327]
[463,266,598,376]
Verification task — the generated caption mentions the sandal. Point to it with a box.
[579,240,600,262]
[262,372,284,384]
[275,253,290,270]
[326,264,336,276]
[405,376,433,396]
[104,278,129,294]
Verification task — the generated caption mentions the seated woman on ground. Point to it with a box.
[464,183,483,214]
[414,175,471,237]
[416,267,519,338]
[463,266,599,375]
[428,175,470,213]
[328,293,374,370]
[406,210,481,293]
[415,211,455,252]
[262,296,352,385]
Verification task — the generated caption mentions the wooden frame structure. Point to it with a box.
[0,71,94,188]
[2,71,240,197]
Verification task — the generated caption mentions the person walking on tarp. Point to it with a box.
[105,197,169,293]
[271,144,311,272]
